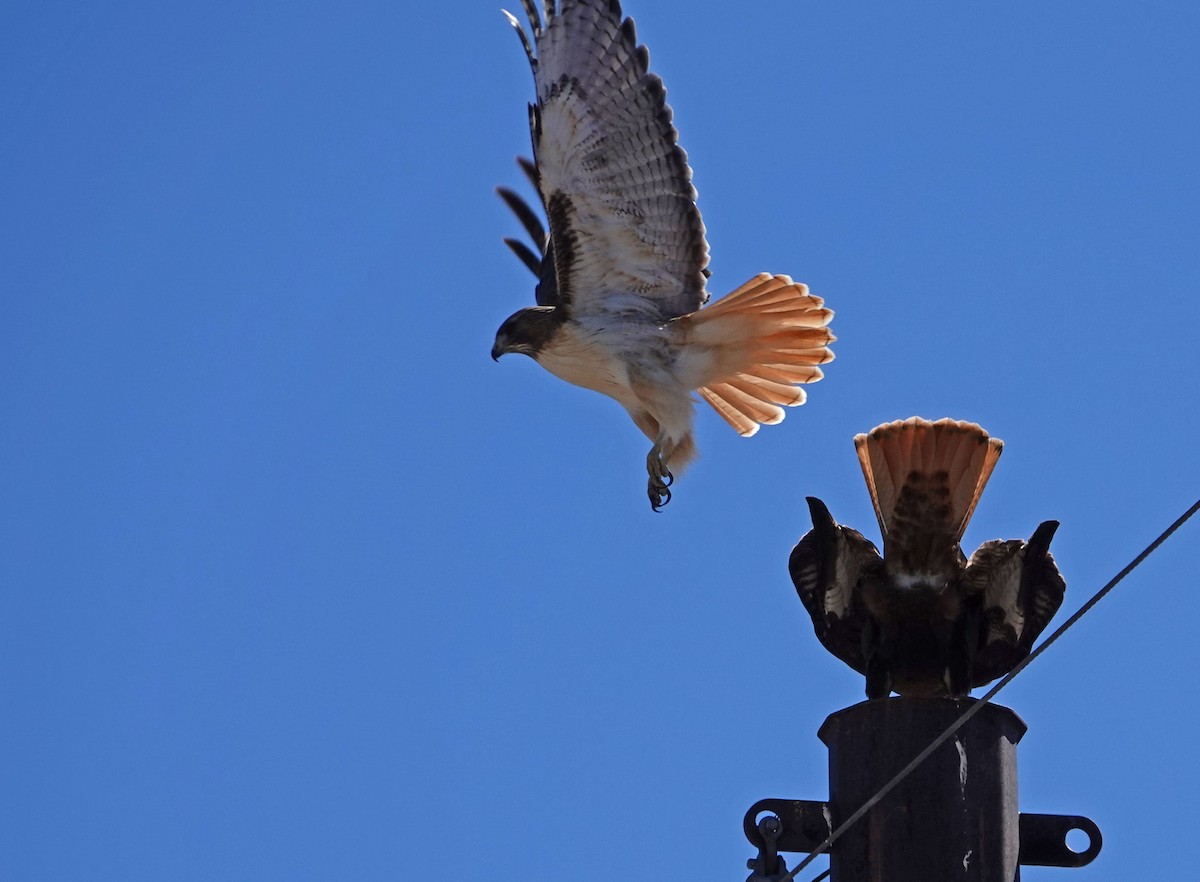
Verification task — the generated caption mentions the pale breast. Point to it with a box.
[537,325,634,405]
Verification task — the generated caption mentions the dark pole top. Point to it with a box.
[818,697,1028,749]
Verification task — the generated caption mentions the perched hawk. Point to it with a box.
[789,417,1065,698]
[491,0,836,510]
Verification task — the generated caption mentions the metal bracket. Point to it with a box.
[1019,813,1103,867]
[744,799,1102,868]
[744,799,831,854]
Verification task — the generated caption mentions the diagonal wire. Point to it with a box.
[778,496,1200,881]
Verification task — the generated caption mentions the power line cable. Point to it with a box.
[778,495,1200,881]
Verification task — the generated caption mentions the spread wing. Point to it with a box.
[962,520,1066,685]
[504,0,710,319]
[789,497,884,675]
[497,156,560,307]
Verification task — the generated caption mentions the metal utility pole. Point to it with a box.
[743,697,1100,881]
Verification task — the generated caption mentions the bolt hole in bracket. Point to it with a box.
[743,799,1102,868]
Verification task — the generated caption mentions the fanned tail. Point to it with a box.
[854,417,1004,542]
[690,273,835,437]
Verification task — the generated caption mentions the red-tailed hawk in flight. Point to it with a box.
[789,417,1065,698]
[491,0,836,510]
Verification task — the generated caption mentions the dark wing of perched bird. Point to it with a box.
[497,156,560,307]
[789,497,884,675]
[963,520,1066,685]
[503,0,710,319]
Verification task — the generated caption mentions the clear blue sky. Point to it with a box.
[3,2,1199,879]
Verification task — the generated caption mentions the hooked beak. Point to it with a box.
[491,343,503,362]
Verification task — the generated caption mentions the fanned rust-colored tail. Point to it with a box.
[691,273,835,437]
[854,417,1003,542]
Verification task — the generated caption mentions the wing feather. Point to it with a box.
[497,186,547,246]
[502,236,543,276]
[504,8,537,67]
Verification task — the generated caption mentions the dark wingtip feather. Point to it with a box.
[527,102,541,143]
[496,186,547,246]
[806,496,836,534]
[519,0,542,33]
[1028,520,1060,554]
[516,155,540,191]
[502,9,536,68]
[503,238,542,276]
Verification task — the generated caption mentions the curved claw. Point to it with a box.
[649,480,672,512]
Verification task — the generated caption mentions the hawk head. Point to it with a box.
[492,306,561,361]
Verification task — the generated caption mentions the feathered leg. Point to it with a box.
[863,616,894,699]
[942,602,980,698]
